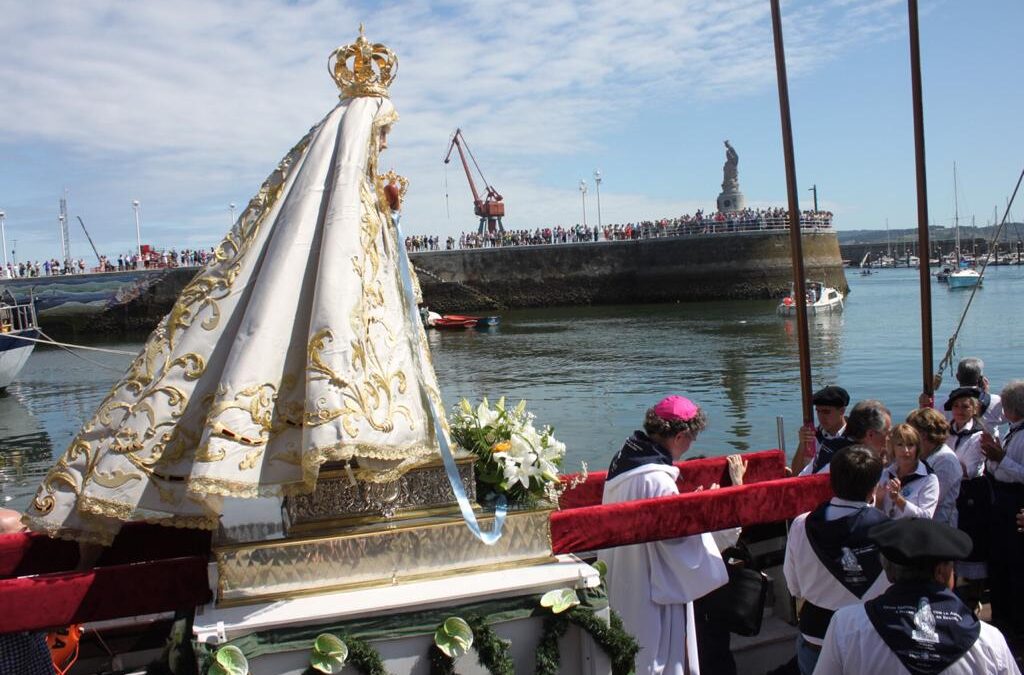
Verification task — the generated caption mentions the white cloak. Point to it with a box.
[601,463,728,675]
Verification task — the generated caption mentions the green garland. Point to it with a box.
[428,644,457,675]
[567,608,638,675]
[301,634,388,675]
[534,614,569,675]
[532,608,638,675]
[466,615,514,675]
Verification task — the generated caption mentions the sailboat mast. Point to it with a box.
[769,0,815,435]
[954,162,961,260]
[908,0,934,399]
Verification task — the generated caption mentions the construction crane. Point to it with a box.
[443,128,505,234]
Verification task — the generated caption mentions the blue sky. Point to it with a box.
[1,0,1021,262]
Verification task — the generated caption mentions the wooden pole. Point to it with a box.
[769,0,815,441]
[908,0,934,399]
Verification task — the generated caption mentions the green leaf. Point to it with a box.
[313,633,348,658]
[434,616,474,658]
[309,633,349,672]
[540,588,581,614]
[592,560,608,581]
[208,645,248,675]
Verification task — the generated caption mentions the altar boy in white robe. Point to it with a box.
[602,396,728,675]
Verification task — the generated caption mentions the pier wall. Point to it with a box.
[6,231,846,336]
[410,231,847,312]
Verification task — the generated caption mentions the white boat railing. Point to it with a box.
[0,301,38,333]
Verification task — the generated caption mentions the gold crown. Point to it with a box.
[328,25,398,99]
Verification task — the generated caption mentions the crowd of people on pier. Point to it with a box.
[403,207,834,252]
[607,357,1023,675]
[2,247,216,278]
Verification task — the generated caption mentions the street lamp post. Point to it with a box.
[229,202,236,225]
[808,184,819,212]
[58,213,67,266]
[0,211,7,274]
[593,170,603,230]
[132,200,143,269]
[579,179,588,227]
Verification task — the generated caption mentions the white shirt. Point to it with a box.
[987,420,1024,484]
[876,461,940,519]
[984,393,1006,431]
[602,464,728,675]
[814,602,1020,675]
[948,419,985,478]
[926,444,962,526]
[784,498,891,645]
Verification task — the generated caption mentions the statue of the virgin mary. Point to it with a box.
[25,28,450,545]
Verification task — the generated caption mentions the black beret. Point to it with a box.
[812,385,850,408]
[868,518,972,565]
[944,386,982,411]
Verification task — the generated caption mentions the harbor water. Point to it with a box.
[2,267,1022,512]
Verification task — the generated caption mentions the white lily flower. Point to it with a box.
[476,400,500,428]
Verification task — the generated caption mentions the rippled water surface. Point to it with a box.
[3,267,1022,511]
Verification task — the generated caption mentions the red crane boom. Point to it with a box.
[444,128,505,233]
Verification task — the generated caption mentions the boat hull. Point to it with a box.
[776,299,843,317]
[0,330,37,390]
[948,272,982,289]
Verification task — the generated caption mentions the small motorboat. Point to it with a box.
[0,295,39,390]
[424,312,499,329]
[935,265,952,282]
[424,311,477,329]
[777,281,844,317]
[948,267,982,289]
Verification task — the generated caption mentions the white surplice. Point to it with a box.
[602,464,728,675]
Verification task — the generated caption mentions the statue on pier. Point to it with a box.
[25,27,449,545]
[716,139,746,213]
[722,140,739,192]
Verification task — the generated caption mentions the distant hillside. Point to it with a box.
[836,223,1024,245]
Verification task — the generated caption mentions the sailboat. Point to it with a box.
[948,163,982,289]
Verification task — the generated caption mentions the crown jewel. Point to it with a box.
[328,25,398,99]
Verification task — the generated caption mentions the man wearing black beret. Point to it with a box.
[814,518,1018,674]
[792,385,854,475]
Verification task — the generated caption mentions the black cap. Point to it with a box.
[812,385,850,408]
[868,518,973,565]
[943,386,982,411]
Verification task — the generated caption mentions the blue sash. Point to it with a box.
[607,431,673,480]
[799,503,887,638]
[865,582,980,674]
[811,432,856,473]
[804,503,886,597]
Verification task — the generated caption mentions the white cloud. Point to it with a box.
[0,0,906,259]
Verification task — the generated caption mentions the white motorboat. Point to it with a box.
[0,296,38,391]
[777,281,844,316]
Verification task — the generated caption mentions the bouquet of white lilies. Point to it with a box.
[450,397,568,506]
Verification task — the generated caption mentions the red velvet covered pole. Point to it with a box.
[551,474,832,555]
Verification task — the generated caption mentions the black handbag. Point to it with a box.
[697,560,770,637]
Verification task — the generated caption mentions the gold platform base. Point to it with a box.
[215,506,554,606]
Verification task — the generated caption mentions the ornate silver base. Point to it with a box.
[283,456,476,534]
